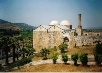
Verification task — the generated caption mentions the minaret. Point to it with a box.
[76,14,83,36]
[78,14,82,28]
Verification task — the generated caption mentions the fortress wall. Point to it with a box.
[83,31,102,36]
[75,35,102,47]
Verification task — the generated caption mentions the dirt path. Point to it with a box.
[25,55,96,67]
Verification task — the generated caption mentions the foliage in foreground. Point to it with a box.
[95,41,102,54]
[58,43,68,53]
[80,53,88,66]
[71,53,78,66]
[40,48,50,60]
[51,52,58,64]
[94,41,102,66]
[62,53,68,64]
[10,55,34,68]
[94,54,102,66]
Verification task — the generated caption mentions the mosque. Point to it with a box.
[33,14,102,52]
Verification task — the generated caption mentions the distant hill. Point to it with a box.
[13,23,36,30]
[0,23,21,30]
[0,19,36,30]
[0,19,10,24]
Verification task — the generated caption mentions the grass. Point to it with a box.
[47,46,95,58]
[67,46,95,55]
[32,46,95,62]
[14,63,102,72]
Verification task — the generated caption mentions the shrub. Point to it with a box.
[40,48,50,60]
[71,53,78,66]
[13,57,31,67]
[62,53,68,64]
[53,46,57,51]
[95,41,102,54]
[80,53,88,66]
[94,54,102,66]
[10,55,34,68]
[51,53,58,64]
[20,58,31,65]
[58,44,68,53]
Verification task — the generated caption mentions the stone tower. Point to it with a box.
[76,14,83,36]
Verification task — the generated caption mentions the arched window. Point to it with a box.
[63,37,69,42]
[85,34,87,36]
[97,34,99,36]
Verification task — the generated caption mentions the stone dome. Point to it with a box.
[50,21,59,25]
[60,20,71,25]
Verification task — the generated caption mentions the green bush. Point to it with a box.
[40,48,50,60]
[95,41,102,54]
[80,53,88,66]
[62,53,68,64]
[71,53,78,66]
[13,58,31,67]
[94,54,102,65]
[21,58,31,65]
[10,55,34,67]
[53,46,57,51]
[58,44,68,53]
[51,53,58,64]
[28,55,34,59]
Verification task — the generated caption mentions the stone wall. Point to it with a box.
[33,31,49,52]
[75,35,102,47]
[33,30,63,52]
[48,31,63,48]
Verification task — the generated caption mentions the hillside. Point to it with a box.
[0,23,21,30]
[0,19,36,30]
[0,19,10,24]
[13,23,35,30]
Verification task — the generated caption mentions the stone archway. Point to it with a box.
[63,37,69,44]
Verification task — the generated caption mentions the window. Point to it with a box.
[97,34,99,36]
[63,37,69,42]
[85,34,87,36]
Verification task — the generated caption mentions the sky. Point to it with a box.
[0,0,102,28]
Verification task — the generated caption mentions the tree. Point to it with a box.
[40,48,50,60]
[51,52,58,64]
[94,41,102,66]
[58,44,68,53]
[0,29,20,64]
[12,43,16,62]
[9,31,21,62]
[71,53,78,66]
[25,44,35,56]
[62,53,68,64]
[94,54,102,66]
[20,44,26,58]
[0,36,11,65]
[95,41,102,54]
[80,53,88,66]
[12,42,20,62]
